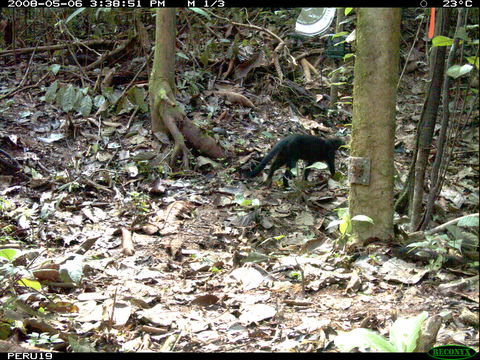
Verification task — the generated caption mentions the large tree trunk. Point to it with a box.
[348,8,400,243]
[149,9,225,170]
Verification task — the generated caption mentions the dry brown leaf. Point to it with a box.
[190,294,220,306]
[233,52,265,80]
[215,91,255,108]
[32,269,61,282]
[160,201,195,236]
[44,301,79,313]
[168,237,184,258]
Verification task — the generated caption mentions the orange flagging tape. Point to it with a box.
[428,8,436,39]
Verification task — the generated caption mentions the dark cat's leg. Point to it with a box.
[304,161,314,181]
[267,157,285,187]
[283,159,297,188]
[326,153,336,176]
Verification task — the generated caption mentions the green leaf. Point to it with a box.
[104,88,122,105]
[93,95,106,109]
[49,334,64,343]
[389,312,428,352]
[446,64,473,79]
[336,207,349,220]
[432,36,453,47]
[65,8,86,24]
[49,64,61,75]
[454,26,469,42]
[234,195,250,207]
[339,220,349,235]
[45,81,58,103]
[0,248,18,261]
[457,215,479,227]
[128,87,147,112]
[102,87,113,98]
[55,86,66,107]
[200,47,210,67]
[117,97,134,115]
[334,328,396,352]
[62,84,76,112]
[74,88,84,109]
[446,231,463,252]
[344,8,353,16]
[351,215,374,224]
[18,278,42,290]
[239,199,252,206]
[176,52,189,60]
[234,194,260,207]
[80,86,89,96]
[79,95,92,116]
[332,31,348,39]
[190,8,210,19]
[343,53,355,61]
[466,56,479,69]
[68,336,96,352]
[305,162,328,170]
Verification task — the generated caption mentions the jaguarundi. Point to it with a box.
[245,134,344,188]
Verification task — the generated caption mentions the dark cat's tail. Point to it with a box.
[245,140,285,178]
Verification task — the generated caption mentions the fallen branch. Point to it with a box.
[0,39,118,57]
[121,227,135,256]
[295,49,324,62]
[300,58,312,82]
[85,37,136,71]
[0,73,49,101]
[81,176,114,194]
[425,213,479,235]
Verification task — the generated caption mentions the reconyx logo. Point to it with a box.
[428,345,478,360]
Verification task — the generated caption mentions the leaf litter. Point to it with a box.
[0,9,478,353]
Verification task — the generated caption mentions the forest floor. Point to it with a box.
[0,33,479,353]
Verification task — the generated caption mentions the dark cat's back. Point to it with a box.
[245,134,344,188]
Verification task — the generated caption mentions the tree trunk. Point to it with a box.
[329,8,345,109]
[421,9,466,230]
[409,9,450,231]
[349,8,400,243]
[149,9,225,170]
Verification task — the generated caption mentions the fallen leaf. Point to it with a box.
[230,267,265,290]
[191,294,219,306]
[239,304,276,324]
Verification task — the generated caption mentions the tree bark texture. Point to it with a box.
[421,9,466,230]
[349,8,401,243]
[149,9,225,169]
[410,9,450,231]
